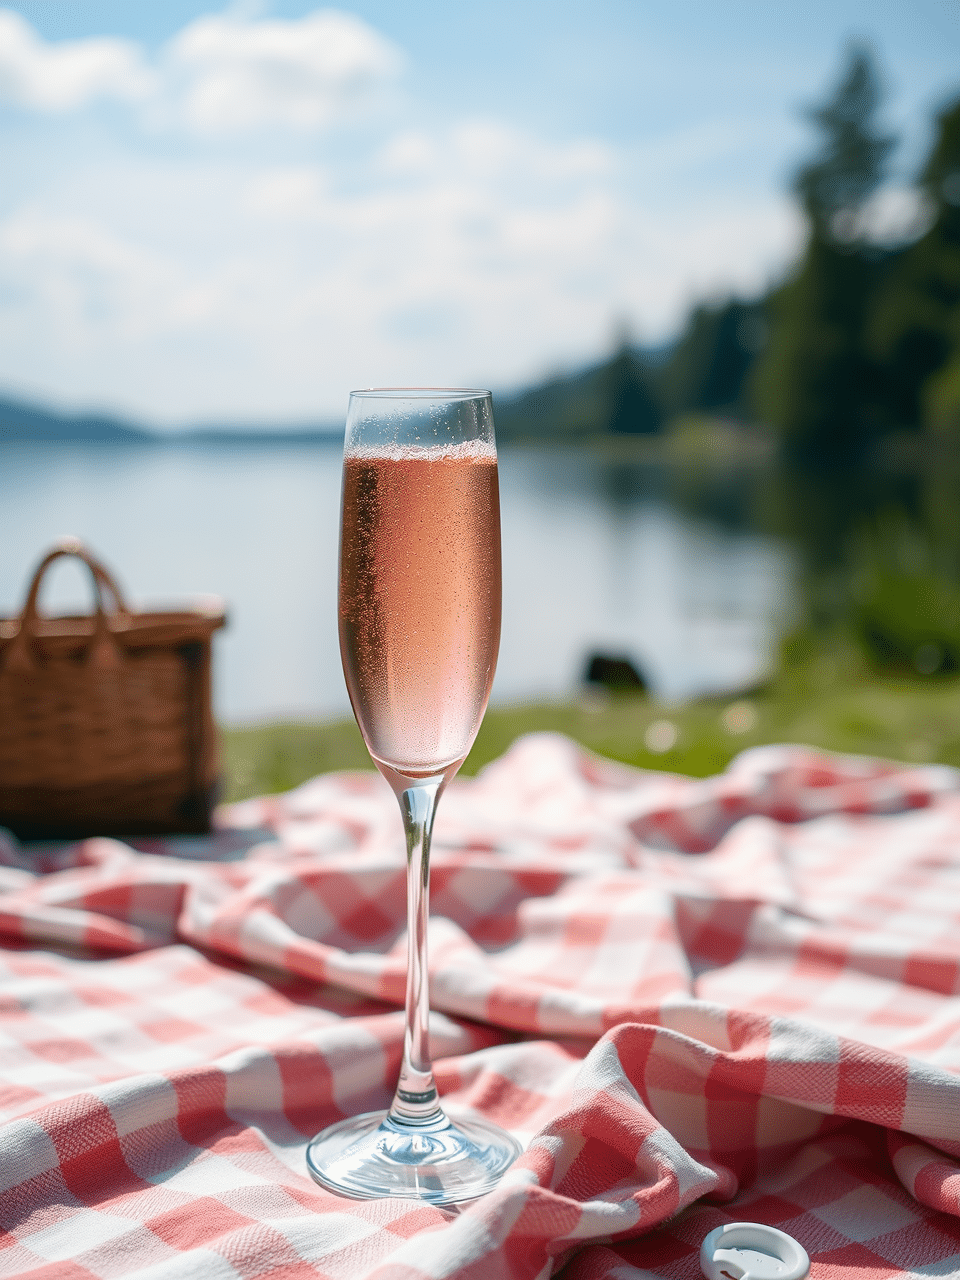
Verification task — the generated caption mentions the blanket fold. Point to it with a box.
[0,733,958,1278]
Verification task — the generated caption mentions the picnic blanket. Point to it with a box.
[0,733,959,1279]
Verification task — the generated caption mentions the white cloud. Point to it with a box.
[245,166,331,218]
[0,11,804,423]
[163,8,403,134]
[0,209,190,344]
[0,113,801,423]
[0,8,154,110]
[0,7,402,133]
[441,121,614,183]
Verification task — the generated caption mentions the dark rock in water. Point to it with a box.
[583,652,647,692]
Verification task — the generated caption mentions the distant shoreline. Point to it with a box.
[0,391,776,467]
[0,345,669,446]
[0,393,344,445]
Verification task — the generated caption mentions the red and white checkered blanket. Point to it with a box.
[1,734,959,1279]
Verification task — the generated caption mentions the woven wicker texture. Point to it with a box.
[0,647,192,788]
[0,539,225,837]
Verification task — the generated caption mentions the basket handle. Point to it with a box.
[4,537,130,670]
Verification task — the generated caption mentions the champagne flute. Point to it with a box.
[306,389,521,1204]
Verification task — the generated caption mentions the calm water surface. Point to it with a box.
[0,442,791,723]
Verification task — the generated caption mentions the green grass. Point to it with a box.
[220,636,960,802]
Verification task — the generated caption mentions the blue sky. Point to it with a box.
[1,1,958,425]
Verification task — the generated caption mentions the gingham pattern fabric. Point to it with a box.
[0,734,959,1279]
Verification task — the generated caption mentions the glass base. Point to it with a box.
[305,1109,522,1205]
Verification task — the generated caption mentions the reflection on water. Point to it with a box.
[765,443,960,677]
[0,441,792,722]
[498,448,789,705]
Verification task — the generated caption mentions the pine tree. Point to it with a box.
[867,95,960,432]
[603,340,662,435]
[659,299,766,419]
[752,45,895,467]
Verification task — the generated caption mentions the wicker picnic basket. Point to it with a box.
[0,538,227,840]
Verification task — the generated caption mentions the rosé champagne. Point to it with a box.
[339,442,501,776]
[308,391,520,1205]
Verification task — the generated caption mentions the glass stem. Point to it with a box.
[388,780,444,1128]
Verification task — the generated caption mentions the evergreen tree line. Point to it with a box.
[498,46,960,460]
[755,46,960,468]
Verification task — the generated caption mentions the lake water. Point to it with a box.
[0,441,791,724]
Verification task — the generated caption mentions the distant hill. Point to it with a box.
[0,395,154,442]
[0,395,341,444]
[180,425,342,444]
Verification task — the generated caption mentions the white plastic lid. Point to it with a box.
[700,1223,810,1280]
